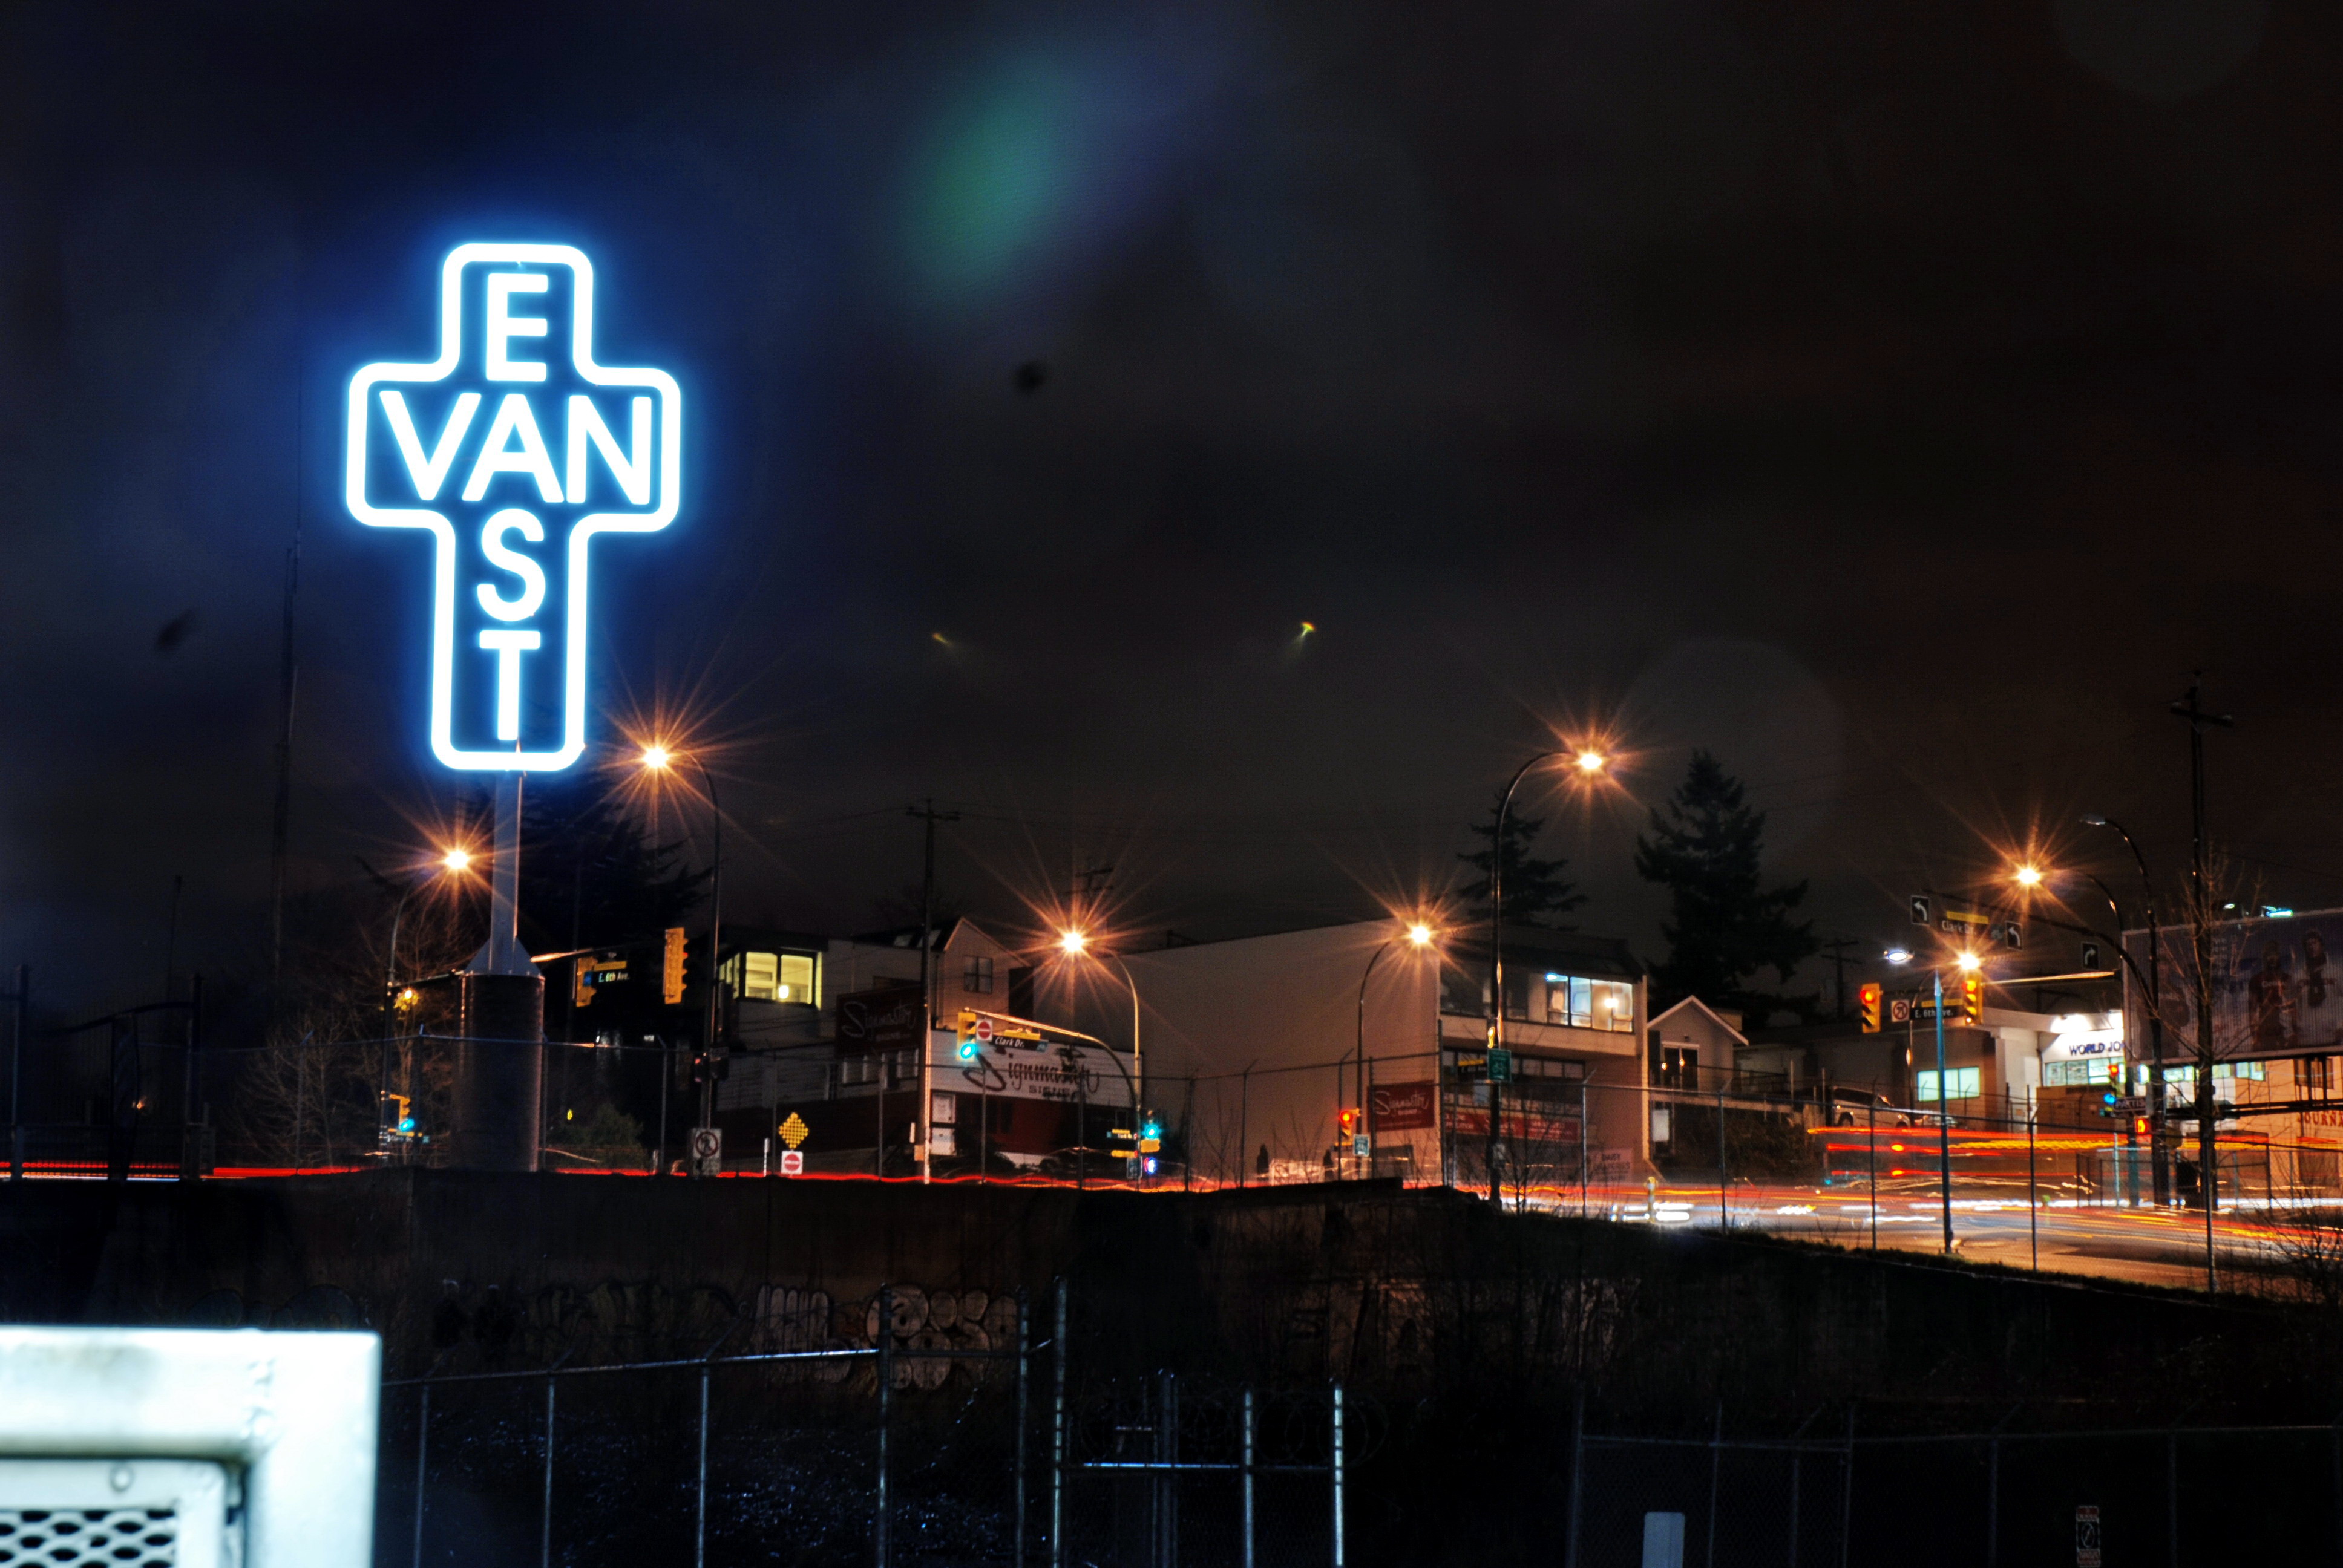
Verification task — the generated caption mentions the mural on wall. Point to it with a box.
[182,1278,1030,1389]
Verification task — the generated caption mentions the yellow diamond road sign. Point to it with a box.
[779,1112,810,1150]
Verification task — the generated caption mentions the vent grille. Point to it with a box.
[0,1506,179,1567]
[0,1462,231,1568]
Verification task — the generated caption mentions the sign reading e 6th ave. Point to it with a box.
[346,244,681,771]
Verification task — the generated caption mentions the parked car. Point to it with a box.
[1824,1086,1919,1128]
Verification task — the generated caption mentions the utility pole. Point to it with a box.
[1066,863,1115,912]
[163,875,183,1003]
[7,965,25,1180]
[909,801,962,1184]
[1820,938,1859,1019]
[267,533,300,990]
[2169,673,2232,1281]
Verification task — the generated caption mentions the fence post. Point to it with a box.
[1564,1393,1584,1568]
[1717,1079,1728,1230]
[695,1360,711,1568]
[1705,1402,1722,1568]
[1015,1289,1029,1568]
[1837,1409,1854,1568]
[1332,1382,1346,1568]
[1985,1436,1997,1568]
[1788,1435,1801,1568]
[540,1375,556,1568]
[1237,1378,1256,1566]
[1239,1067,1251,1189]
[2167,1428,2178,1568]
[1579,1082,1590,1218]
[1051,1279,1067,1568]
[1867,1101,1878,1252]
[2028,1106,2039,1272]
[2329,1413,2342,1568]
[411,1385,429,1568]
[1156,1371,1179,1568]
[877,1285,894,1568]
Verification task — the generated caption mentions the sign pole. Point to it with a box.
[1936,969,1953,1253]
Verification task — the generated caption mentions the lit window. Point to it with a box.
[1916,1067,1982,1102]
[729,950,820,1005]
[2161,1062,2265,1085]
[739,952,777,999]
[1538,975,1635,1032]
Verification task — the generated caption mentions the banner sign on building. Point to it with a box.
[836,987,925,1055]
[1369,1081,1438,1132]
[347,244,681,770]
[2125,908,2343,1059]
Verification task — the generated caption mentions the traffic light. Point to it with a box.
[1337,1108,1358,1140]
[690,1045,732,1088]
[378,1093,416,1138]
[1140,1116,1163,1155]
[1961,973,1984,1021]
[677,933,709,1010]
[663,926,687,1005]
[1858,983,1882,1034]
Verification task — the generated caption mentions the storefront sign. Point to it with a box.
[946,1047,1127,1106]
[1369,1081,1438,1132]
[346,244,682,770]
[836,987,924,1054]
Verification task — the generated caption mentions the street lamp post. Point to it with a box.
[643,746,723,1166]
[1486,746,1606,1204]
[379,848,471,1152]
[2083,815,2166,1206]
[1355,923,1437,1178]
[1935,962,1961,1253]
[1058,930,1143,1168]
[1889,945,1971,1253]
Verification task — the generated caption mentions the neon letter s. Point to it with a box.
[476,509,548,622]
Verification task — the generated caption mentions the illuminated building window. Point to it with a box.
[726,950,821,1005]
[964,956,995,995]
[1540,974,1636,1033]
[2045,1059,2120,1087]
[1916,1067,1982,1102]
[2155,1062,2264,1085]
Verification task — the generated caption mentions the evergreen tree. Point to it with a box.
[1458,790,1585,926]
[1634,751,1817,1020]
[517,778,709,953]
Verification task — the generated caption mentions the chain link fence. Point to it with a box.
[370,1283,1358,1568]
[1567,1413,2343,1567]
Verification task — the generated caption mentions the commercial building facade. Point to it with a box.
[707,918,1134,1175]
[1063,918,1653,1190]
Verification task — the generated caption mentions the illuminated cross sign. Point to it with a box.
[345,244,681,771]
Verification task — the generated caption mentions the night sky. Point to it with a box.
[3,0,2335,1017]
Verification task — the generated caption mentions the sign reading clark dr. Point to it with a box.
[346,244,681,770]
